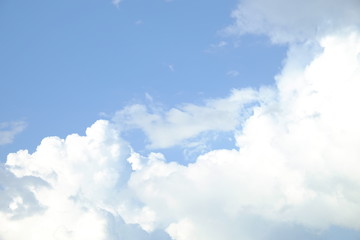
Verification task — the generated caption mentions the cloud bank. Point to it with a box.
[1,0,360,239]
[126,31,360,239]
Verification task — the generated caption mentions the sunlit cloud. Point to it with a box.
[1,0,360,239]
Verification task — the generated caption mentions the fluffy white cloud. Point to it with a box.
[0,120,172,239]
[0,121,27,145]
[2,0,360,239]
[226,0,360,43]
[126,31,360,239]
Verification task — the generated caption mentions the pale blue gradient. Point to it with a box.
[0,0,285,159]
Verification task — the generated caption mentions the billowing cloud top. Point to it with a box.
[1,0,360,239]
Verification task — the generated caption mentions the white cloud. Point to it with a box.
[2,42,360,240]
[211,41,228,48]
[226,0,360,43]
[3,32,360,240]
[113,88,260,149]
[0,121,27,145]
[126,31,360,239]
[2,0,360,239]
[0,120,171,239]
[205,41,229,53]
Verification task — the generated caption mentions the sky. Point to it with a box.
[1,0,360,239]
[0,0,285,160]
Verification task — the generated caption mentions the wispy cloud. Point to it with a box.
[0,121,27,145]
[226,70,240,77]
[206,41,229,53]
[212,41,228,48]
[135,19,143,25]
[112,0,122,7]
[113,88,259,148]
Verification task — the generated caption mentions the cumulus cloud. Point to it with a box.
[126,32,360,239]
[226,0,360,43]
[1,120,171,239]
[0,121,27,145]
[2,0,360,239]
[3,31,359,239]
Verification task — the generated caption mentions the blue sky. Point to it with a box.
[1,0,360,239]
[0,0,285,159]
